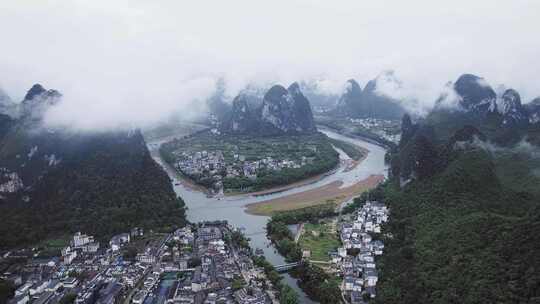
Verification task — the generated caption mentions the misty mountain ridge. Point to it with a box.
[429,73,540,145]
[0,83,186,249]
[382,119,540,303]
[394,73,540,182]
[333,71,407,120]
[298,79,340,108]
[0,88,20,119]
[381,76,540,303]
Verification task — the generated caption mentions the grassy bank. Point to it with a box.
[298,222,340,261]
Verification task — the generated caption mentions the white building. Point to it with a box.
[62,247,77,265]
[62,277,78,289]
[15,282,32,297]
[72,232,94,247]
[82,242,100,253]
[110,233,130,251]
[364,270,378,287]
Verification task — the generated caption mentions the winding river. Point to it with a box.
[148,128,388,303]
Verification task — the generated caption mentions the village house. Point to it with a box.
[110,233,130,252]
[336,200,389,302]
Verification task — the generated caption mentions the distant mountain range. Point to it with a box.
[0,84,186,249]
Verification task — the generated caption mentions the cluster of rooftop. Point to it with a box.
[331,201,389,303]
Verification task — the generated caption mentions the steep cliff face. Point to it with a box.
[223,83,317,135]
[227,93,260,133]
[288,82,316,132]
[453,74,497,113]
[428,74,538,145]
[336,79,363,112]
[498,89,528,128]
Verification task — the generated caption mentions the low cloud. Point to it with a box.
[0,0,539,130]
[463,137,540,159]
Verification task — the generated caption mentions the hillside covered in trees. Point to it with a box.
[369,94,540,302]
[0,84,187,249]
[374,150,540,303]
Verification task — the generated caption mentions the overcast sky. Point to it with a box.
[1,0,539,129]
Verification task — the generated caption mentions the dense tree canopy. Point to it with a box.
[374,145,540,303]
[0,131,187,249]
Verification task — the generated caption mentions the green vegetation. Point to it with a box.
[373,148,540,303]
[160,131,339,192]
[228,230,251,250]
[298,222,340,261]
[40,237,70,249]
[377,114,540,303]
[327,138,366,160]
[0,129,188,250]
[0,279,15,304]
[265,203,342,302]
[425,108,535,147]
[279,285,300,304]
[291,262,342,304]
[266,220,302,262]
[316,116,399,148]
[231,275,246,291]
[493,151,540,196]
[271,203,337,225]
[266,203,338,262]
[34,237,70,258]
[252,255,299,303]
[59,293,77,304]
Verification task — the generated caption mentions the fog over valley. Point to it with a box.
[1,0,539,130]
[2,2,540,304]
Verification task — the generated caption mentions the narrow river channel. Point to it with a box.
[148,128,388,303]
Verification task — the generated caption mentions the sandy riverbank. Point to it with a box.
[244,174,384,216]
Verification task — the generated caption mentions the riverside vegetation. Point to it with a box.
[160,131,339,192]
[266,204,343,303]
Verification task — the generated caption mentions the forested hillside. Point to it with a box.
[0,85,187,249]
[374,150,540,303]
[0,131,187,249]
[371,109,540,302]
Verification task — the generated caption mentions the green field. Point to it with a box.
[299,221,340,261]
[35,237,70,257]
